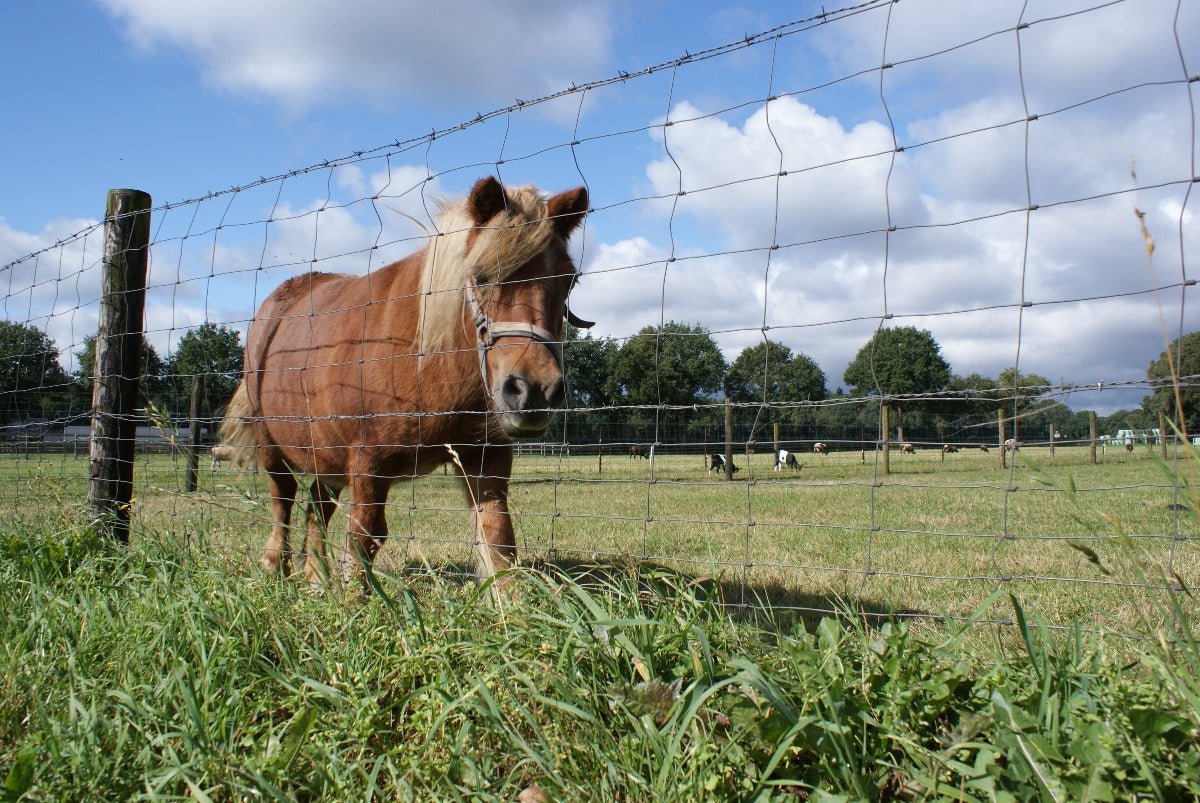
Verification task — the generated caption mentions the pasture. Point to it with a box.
[3,441,1195,643]
[2,442,1199,799]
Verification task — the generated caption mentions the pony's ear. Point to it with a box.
[547,186,589,238]
[467,176,506,226]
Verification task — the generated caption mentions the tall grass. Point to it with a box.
[2,511,1197,800]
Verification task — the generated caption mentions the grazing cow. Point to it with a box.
[901,442,916,455]
[979,445,989,453]
[774,449,800,471]
[1003,438,1020,452]
[709,453,740,473]
[629,444,649,459]
[940,444,959,461]
[1125,442,1134,452]
[813,442,829,455]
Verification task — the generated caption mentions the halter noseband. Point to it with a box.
[465,280,564,392]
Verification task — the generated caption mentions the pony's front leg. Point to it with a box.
[344,476,389,594]
[455,444,517,581]
[263,470,298,576]
[302,480,341,584]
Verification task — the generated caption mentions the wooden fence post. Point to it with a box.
[1049,424,1056,460]
[1159,411,1169,459]
[999,410,1007,469]
[773,422,780,465]
[724,398,734,481]
[1089,411,1098,464]
[88,189,152,543]
[185,374,202,493]
[881,403,890,475]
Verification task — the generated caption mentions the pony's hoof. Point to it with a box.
[260,554,289,577]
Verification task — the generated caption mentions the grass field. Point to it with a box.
[2,442,1196,642]
[2,443,1199,799]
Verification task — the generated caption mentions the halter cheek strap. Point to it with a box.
[464,281,564,392]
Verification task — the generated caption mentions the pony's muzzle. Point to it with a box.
[494,372,564,438]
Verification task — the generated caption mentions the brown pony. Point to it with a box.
[219,177,589,588]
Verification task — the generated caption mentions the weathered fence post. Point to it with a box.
[597,426,603,475]
[1159,410,1169,459]
[881,403,891,475]
[185,374,202,493]
[773,422,780,465]
[1089,411,1098,464]
[89,188,152,543]
[724,398,734,481]
[999,410,1007,469]
[1049,424,1056,460]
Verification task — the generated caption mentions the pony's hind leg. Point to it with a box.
[302,480,341,584]
[263,470,298,576]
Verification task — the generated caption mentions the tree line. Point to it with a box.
[0,320,243,432]
[562,322,1195,447]
[1,317,1194,445]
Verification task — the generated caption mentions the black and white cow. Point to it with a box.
[709,453,740,473]
[774,449,800,471]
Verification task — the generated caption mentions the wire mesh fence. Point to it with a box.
[1,0,1197,637]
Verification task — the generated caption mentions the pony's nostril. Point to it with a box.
[545,377,565,408]
[501,375,529,409]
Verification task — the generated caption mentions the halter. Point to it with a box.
[464,280,564,392]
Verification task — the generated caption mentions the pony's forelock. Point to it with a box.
[417,185,555,355]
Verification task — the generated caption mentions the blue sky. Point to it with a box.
[3,0,1198,416]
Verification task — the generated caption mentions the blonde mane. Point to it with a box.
[417,185,555,355]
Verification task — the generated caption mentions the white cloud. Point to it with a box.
[10,0,1196,419]
[0,163,466,370]
[586,2,1200,413]
[96,0,614,111]
[646,98,911,250]
[818,0,1198,106]
[1,217,106,373]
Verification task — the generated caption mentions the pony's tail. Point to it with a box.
[216,381,259,469]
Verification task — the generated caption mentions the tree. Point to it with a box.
[1099,408,1153,435]
[843,326,950,438]
[940,373,1001,419]
[563,324,617,411]
[607,321,727,409]
[166,323,244,425]
[724,341,827,425]
[997,367,1052,417]
[1144,331,1200,436]
[843,326,951,398]
[72,333,168,415]
[562,324,618,443]
[0,321,69,426]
